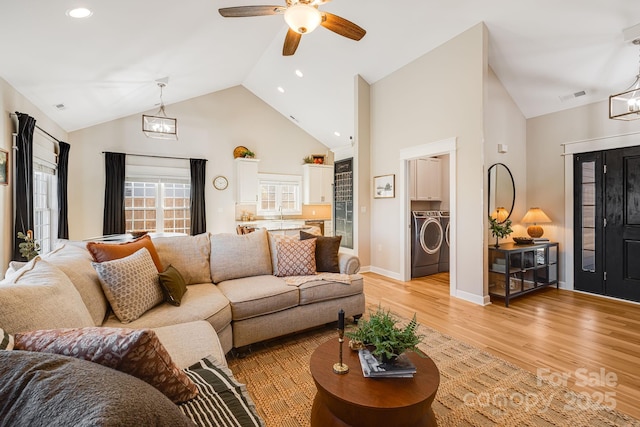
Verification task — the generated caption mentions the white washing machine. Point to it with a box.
[411,211,443,278]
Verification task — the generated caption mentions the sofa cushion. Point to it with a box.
[158,265,188,306]
[300,230,342,273]
[152,321,227,369]
[1,328,14,350]
[102,282,232,334]
[42,242,109,326]
[217,275,298,321]
[298,274,364,305]
[14,327,198,403]
[0,351,193,425]
[276,238,316,277]
[92,248,164,324]
[87,235,163,272]
[153,233,211,285]
[0,257,94,333]
[210,228,272,283]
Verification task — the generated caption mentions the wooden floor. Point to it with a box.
[363,272,640,420]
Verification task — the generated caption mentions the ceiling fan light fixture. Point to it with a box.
[284,3,321,34]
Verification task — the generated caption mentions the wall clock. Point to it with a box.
[213,175,228,190]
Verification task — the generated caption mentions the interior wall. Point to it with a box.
[0,76,68,276]
[369,23,486,300]
[484,67,528,239]
[67,85,328,239]
[355,75,371,269]
[527,99,640,285]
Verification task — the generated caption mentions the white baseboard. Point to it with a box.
[455,289,490,306]
[358,265,371,273]
[368,266,402,281]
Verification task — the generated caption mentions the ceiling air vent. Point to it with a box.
[55,103,66,110]
[559,90,586,102]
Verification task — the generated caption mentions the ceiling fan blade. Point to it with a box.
[321,12,366,41]
[219,6,285,17]
[283,28,302,56]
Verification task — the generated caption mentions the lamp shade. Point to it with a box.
[284,3,322,34]
[521,207,551,224]
[142,114,177,140]
[491,207,509,223]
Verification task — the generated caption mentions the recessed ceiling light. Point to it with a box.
[277,86,285,93]
[66,8,93,18]
[334,131,341,137]
[295,69,304,78]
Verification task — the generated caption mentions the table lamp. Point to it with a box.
[521,207,552,238]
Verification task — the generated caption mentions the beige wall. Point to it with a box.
[484,67,528,239]
[527,99,640,284]
[355,75,371,268]
[0,76,68,275]
[67,85,329,239]
[369,24,486,300]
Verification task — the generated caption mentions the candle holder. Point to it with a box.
[333,329,349,374]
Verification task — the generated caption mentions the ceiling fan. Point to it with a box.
[219,0,366,56]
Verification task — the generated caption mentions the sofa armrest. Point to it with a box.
[338,252,360,275]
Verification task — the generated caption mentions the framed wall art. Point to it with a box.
[374,174,395,199]
[0,149,8,186]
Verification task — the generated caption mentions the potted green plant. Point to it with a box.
[302,155,314,164]
[17,230,40,261]
[346,306,425,362]
[489,216,513,247]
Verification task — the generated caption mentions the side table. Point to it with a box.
[310,338,440,426]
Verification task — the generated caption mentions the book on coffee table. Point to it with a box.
[358,348,416,378]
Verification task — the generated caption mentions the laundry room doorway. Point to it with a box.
[400,138,457,296]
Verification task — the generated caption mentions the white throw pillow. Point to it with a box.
[92,248,164,324]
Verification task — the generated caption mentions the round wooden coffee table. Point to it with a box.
[310,338,440,426]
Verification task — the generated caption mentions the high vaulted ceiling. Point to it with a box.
[1,1,639,150]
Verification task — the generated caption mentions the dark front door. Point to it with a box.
[604,146,640,302]
[574,152,604,294]
[574,146,640,303]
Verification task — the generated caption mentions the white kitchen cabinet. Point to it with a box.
[235,158,260,203]
[411,158,442,201]
[303,164,334,204]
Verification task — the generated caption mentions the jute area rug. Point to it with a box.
[227,322,639,427]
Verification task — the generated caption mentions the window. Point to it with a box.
[125,180,191,234]
[257,174,301,216]
[33,170,55,253]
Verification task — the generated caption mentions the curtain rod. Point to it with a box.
[10,112,62,144]
[101,151,206,162]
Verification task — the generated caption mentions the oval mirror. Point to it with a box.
[487,163,515,223]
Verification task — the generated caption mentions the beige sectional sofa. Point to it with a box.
[1,228,364,359]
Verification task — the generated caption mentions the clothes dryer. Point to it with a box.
[438,211,450,272]
[411,211,443,278]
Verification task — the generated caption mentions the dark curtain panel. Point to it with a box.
[103,152,126,236]
[190,158,207,235]
[57,141,71,239]
[12,112,35,261]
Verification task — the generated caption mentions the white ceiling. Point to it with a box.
[1,1,639,150]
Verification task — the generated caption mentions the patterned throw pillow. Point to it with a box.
[92,248,164,323]
[87,235,163,272]
[158,265,188,306]
[0,328,14,350]
[14,327,198,403]
[276,238,317,277]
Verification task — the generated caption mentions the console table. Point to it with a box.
[488,242,559,307]
[309,338,440,426]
